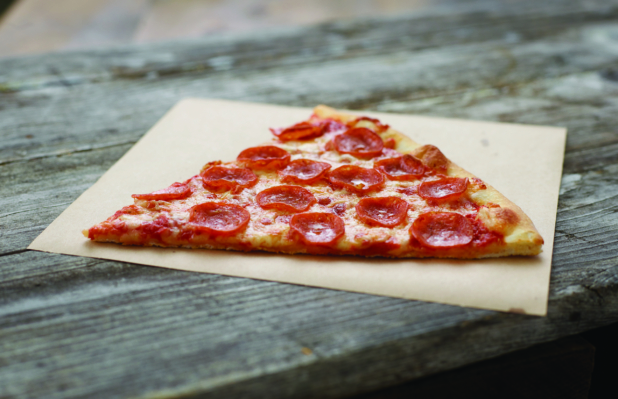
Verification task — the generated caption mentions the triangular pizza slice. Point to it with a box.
[85,105,543,258]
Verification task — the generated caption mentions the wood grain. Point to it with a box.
[0,0,443,57]
[1,0,618,398]
[133,0,434,43]
[356,336,595,398]
[0,0,147,57]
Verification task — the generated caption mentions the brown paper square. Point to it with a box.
[29,98,566,315]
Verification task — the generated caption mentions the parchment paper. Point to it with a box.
[29,98,567,315]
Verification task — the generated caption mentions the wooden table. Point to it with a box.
[1,0,617,397]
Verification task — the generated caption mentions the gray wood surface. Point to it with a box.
[1,0,618,398]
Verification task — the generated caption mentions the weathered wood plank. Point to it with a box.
[5,0,612,88]
[356,336,595,398]
[0,143,131,255]
[1,0,618,398]
[0,250,614,398]
[132,0,439,43]
[0,0,147,57]
[2,5,618,165]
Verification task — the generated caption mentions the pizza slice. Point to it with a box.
[84,105,543,258]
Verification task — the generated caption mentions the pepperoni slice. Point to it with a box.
[132,182,192,201]
[279,159,332,184]
[323,119,347,133]
[256,185,316,213]
[189,202,250,235]
[349,116,390,133]
[289,213,345,246]
[374,155,425,180]
[418,177,469,201]
[356,197,409,227]
[333,127,384,158]
[201,166,258,191]
[270,121,325,141]
[411,212,473,248]
[329,165,385,194]
[237,146,291,170]
[332,203,346,216]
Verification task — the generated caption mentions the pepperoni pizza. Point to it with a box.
[85,106,544,258]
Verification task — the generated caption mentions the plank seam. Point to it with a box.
[0,140,137,166]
